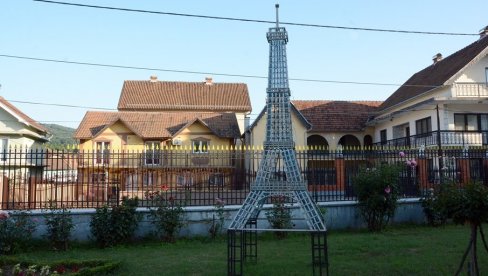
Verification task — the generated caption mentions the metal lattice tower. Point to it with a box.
[228,5,326,232]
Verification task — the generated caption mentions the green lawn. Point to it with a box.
[9,224,488,275]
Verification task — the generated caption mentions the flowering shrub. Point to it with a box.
[209,198,226,239]
[90,197,141,248]
[0,211,36,254]
[265,195,292,238]
[149,196,185,242]
[426,181,488,275]
[353,163,401,231]
[43,204,74,251]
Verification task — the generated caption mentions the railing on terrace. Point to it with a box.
[0,148,487,210]
[375,130,488,148]
[453,82,488,97]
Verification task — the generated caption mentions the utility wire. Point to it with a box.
[33,0,478,36]
[0,54,442,89]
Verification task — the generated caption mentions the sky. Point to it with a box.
[0,0,487,129]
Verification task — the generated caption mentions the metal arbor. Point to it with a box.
[227,4,328,276]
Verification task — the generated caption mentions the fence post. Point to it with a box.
[484,157,488,186]
[416,158,429,193]
[28,176,37,209]
[1,176,9,209]
[457,158,471,186]
[334,157,345,194]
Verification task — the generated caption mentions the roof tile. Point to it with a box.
[117,80,252,112]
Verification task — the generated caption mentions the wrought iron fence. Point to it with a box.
[0,147,487,210]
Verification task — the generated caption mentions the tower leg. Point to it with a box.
[311,231,329,276]
[243,218,258,263]
[228,229,244,276]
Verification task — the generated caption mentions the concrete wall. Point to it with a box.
[20,199,425,242]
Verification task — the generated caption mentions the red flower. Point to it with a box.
[56,265,66,273]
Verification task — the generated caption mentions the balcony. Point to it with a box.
[453,82,488,97]
[375,130,488,148]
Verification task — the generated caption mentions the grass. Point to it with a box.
[8,224,488,275]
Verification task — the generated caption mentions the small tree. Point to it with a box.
[90,197,140,248]
[265,195,292,239]
[353,163,401,231]
[149,196,185,242]
[43,203,74,251]
[209,198,226,239]
[435,182,488,275]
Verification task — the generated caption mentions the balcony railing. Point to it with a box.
[453,82,488,97]
[375,130,488,148]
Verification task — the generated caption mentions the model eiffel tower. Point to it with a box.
[228,5,326,232]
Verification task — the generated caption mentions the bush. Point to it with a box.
[428,181,488,275]
[265,196,292,238]
[90,198,140,248]
[0,211,36,254]
[353,163,401,231]
[43,204,74,251]
[149,196,185,242]
[208,198,225,239]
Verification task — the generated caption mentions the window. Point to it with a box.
[143,171,158,187]
[95,141,110,164]
[192,139,209,153]
[91,173,106,184]
[415,117,432,136]
[209,173,224,187]
[177,173,193,187]
[485,67,488,85]
[380,129,387,145]
[126,173,138,191]
[455,114,488,131]
[0,138,8,161]
[144,141,160,165]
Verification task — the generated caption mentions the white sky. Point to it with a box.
[1,0,486,128]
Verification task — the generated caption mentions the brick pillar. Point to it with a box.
[416,158,429,191]
[457,158,471,186]
[1,176,9,210]
[28,176,37,209]
[335,158,345,192]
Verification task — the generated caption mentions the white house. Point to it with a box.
[368,26,488,148]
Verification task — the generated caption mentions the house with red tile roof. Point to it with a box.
[368,26,488,149]
[73,76,251,199]
[74,76,251,152]
[246,100,381,151]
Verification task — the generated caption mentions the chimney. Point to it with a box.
[205,77,213,85]
[480,25,488,39]
[432,53,442,64]
[149,75,158,82]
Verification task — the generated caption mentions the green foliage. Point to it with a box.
[209,198,226,239]
[149,196,185,242]
[265,196,292,238]
[353,163,401,231]
[43,204,74,251]
[443,181,488,226]
[90,198,141,248]
[0,211,36,255]
[42,123,77,150]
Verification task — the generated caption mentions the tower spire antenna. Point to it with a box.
[275,4,279,28]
